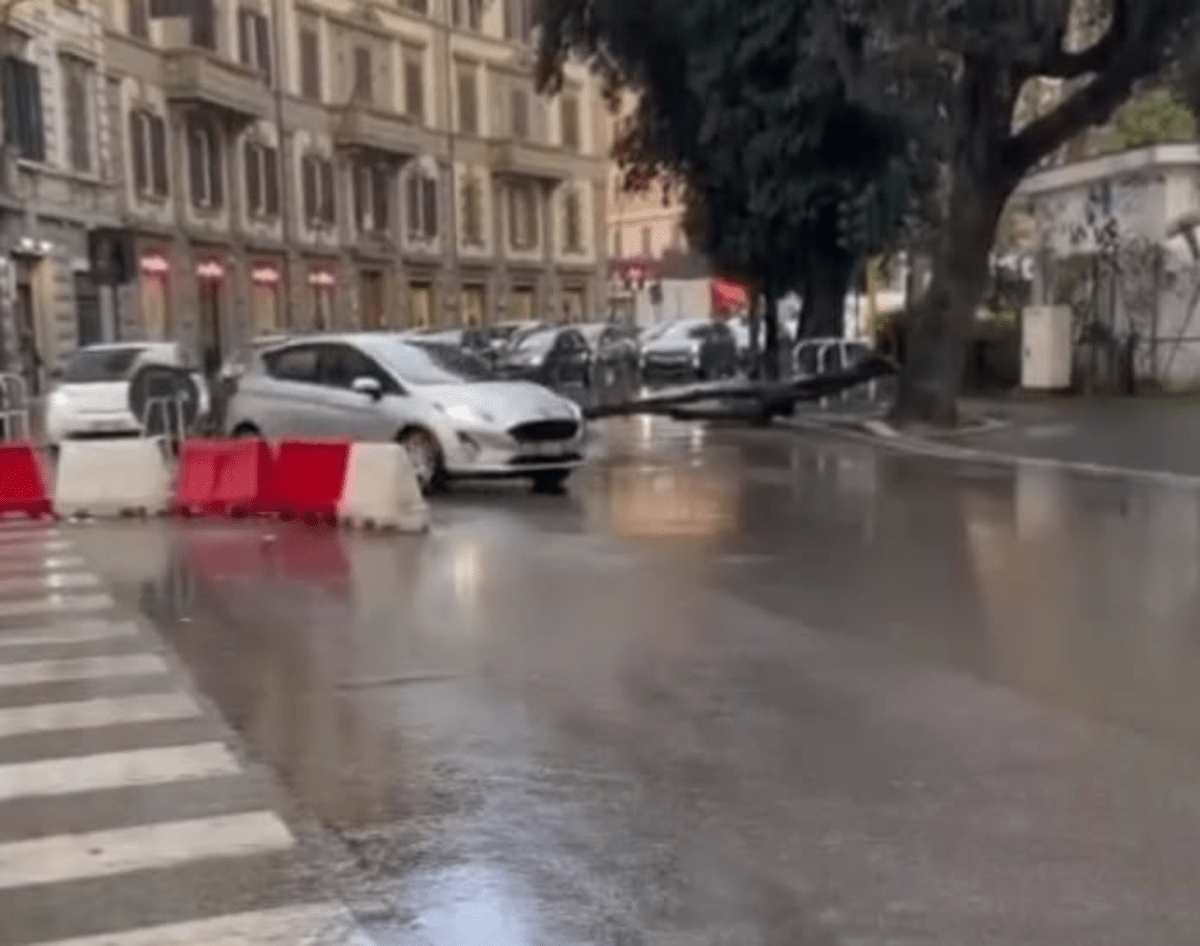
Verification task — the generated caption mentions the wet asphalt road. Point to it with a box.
[32,418,1200,944]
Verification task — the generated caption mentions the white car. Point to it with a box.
[45,342,208,446]
[223,333,587,492]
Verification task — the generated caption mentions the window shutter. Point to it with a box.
[208,129,223,206]
[526,187,538,247]
[237,9,251,66]
[406,174,420,237]
[561,96,580,151]
[372,166,389,231]
[255,14,271,80]
[508,188,519,248]
[188,127,205,205]
[149,115,168,195]
[353,47,371,102]
[301,155,317,220]
[353,164,366,228]
[13,59,44,161]
[129,112,147,193]
[263,146,278,215]
[404,59,423,122]
[510,88,528,139]
[421,176,437,238]
[457,68,477,135]
[319,159,334,222]
[299,28,319,99]
[192,0,216,49]
[244,141,260,213]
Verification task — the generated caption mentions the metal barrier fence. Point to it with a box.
[0,373,30,442]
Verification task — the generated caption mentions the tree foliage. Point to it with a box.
[537,0,927,350]
[1100,88,1198,152]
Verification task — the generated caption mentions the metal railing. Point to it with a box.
[0,373,30,442]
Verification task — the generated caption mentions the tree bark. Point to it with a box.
[799,245,855,340]
[891,167,1010,426]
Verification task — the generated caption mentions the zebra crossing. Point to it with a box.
[0,522,372,946]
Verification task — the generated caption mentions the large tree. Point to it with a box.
[538,0,920,375]
[541,0,1200,424]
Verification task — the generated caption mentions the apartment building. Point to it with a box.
[0,0,118,394]
[0,0,607,384]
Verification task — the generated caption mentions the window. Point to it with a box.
[400,0,428,12]
[352,46,372,103]
[319,344,395,390]
[406,170,438,240]
[187,120,222,209]
[504,0,532,41]
[243,140,278,218]
[640,226,651,256]
[3,57,44,161]
[613,228,622,258]
[456,62,478,135]
[128,0,149,38]
[508,182,538,250]
[298,25,320,99]
[265,345,320,383]
[129,110,168,197]
[60,56,92,173]
[563,188,582,254]
[510,87,529,139]
[461,177,484,247]
[404,51,424,123]
[452,0,483,29]
[238,8,271,79]
[353,162,390,234]
[301,154,335,225]
[560,94,580,151]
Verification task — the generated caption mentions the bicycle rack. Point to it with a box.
[0,373,30,442]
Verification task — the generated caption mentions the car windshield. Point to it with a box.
[378,341,494,385]
[513,329,559,355]
[658,321,708,342]
[63,346,153,383]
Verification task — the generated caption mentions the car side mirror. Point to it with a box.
[351,376,383,400]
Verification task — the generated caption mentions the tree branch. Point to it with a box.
[1031,0,1126,79]
[1004,61,1138,177]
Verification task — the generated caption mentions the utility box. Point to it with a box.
[1022,305,1073,390]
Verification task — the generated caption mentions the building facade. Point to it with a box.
[0,0,609,392]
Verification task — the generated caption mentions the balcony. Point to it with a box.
[163,49,272,120]
[332,105,448,161]
[488,140,572,182]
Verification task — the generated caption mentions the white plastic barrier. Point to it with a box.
[55,439,170,518]
[339,442,429,533]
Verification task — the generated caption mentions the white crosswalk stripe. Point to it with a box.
[0,619,141,649]
[0,593,116,620]
[0,653,167,687]
[0,811,294,889]
[0,532,375,946]
[0,743,240,802]
[14,903,375,946]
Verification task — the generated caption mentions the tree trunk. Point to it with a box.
[800,244,855,339]
[891,168,1010,426]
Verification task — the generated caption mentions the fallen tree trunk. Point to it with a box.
[583,355,896,420]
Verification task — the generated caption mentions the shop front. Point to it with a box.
[306,262,336,332]
[250,259,284,337]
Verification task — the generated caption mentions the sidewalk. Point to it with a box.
[787,394,1200,483]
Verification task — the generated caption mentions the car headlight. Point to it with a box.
[443,403,494,426]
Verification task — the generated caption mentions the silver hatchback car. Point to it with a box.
[223,333,587,492]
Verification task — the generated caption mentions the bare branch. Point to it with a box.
[1035,0,1127,78]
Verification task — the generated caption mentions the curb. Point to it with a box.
[780,414,1200,491]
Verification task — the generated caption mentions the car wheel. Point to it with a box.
[232,423,262,438]
[398,428,446,494]
[531,470,570,494]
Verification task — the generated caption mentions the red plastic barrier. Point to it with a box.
[271,441,349,524]
[173,439,275,517]
[0,443,51,519]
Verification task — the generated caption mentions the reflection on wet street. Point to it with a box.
[67,417,1200,944]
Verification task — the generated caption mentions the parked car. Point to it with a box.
[224,333,586,492]
[494,326,592,389]
[578,322,640,384]
[639,319,738,383]
[45,342,209,446]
